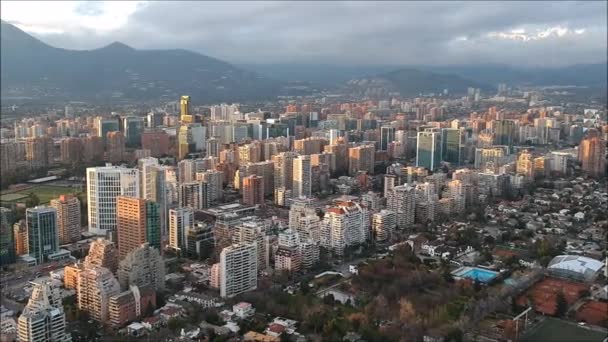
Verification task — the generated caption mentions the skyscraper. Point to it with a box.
[293,155,312,198]
[180,95,193,123]
[0,207,16,266]
[179,181,209,209]
[380,126,396,151]
[494,120,516,147]
[169,207,194,252]
[579,134,606,178]
[87,166,140,236]
[387,184,416,229]
[17,281,70,342]
[220,243,258,298]
[348,144,375,176]
[122,116,144,148]
[139,158,167,237]
[272,151,298,191]
[116,196,147,260]
[49,194,81,245]
[145,201,161,250]
[441,128,464,165]
[106,131,125,163]
[416,131,441,171]
[26,207,59,264]
[242,175,265,206]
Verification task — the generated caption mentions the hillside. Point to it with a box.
[345,68,490,98]
[0,21,281,103]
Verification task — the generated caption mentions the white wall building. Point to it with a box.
[87,166,140,236]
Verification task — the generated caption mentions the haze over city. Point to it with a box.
[0,1,606,342]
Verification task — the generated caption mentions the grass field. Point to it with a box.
[2,185,83,204]
[521,317,607,342]
[0,193,28,203]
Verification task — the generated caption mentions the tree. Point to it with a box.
[398,298,416,324]
[25,193,40,208]
[555,291,568,317]
[167,317,186,332]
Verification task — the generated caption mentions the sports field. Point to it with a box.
[1,185,82,204]
[521,317,607,342]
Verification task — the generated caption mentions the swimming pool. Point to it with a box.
[452,266,499,283]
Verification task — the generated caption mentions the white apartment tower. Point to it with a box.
[372,210,397,242]
[321,201,370,255]
[169,208,194,251]
[292,155,312,199]
[220,243,257,298]
[386,184,416,229]
[87,166,139,236]
[17,281,70,342]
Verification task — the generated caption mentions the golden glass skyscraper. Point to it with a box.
[180,95,193,123]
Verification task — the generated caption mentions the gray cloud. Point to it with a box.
[21,1,608,67]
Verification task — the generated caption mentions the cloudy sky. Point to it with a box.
[1,1,606,67]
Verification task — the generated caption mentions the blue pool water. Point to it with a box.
[452,267,499,283]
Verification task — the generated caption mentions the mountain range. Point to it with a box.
[1,21,281,103]
[1,21,606,103]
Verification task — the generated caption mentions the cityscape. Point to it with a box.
[0,1,607,342]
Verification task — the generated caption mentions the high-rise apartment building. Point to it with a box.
[272,151,298,190]
[13,219,28,256]
[179,181,209,210]
[474,147,507,172]
[87,166,140,236]
[320,201,370,255]
[579,135,606,178]
[85,238,119,274]
[220,243,258,298]
[141,130,170,157]
[348,144,375,176]
[118,243,165,291]
[325,142,348,176]
[372,210,396,242]
[49,194,81,245]
[494,120,516,147]
[168,207,194,252]
[516,149,535,179]
[139,158,167,236]
[197,170,223,204]
[77,266,121,322]
[0,208,16,266]
[25,137,53,169]
[60,137,83,164]
[26,207,59,264]
[293,155,312,198]
[17,281,70,342]
[116,196,147,260]
[106,131,126,163]
[242,175,265,206]
[416,131,441,171]
[387,184,416,229]
[108,284,156,327]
